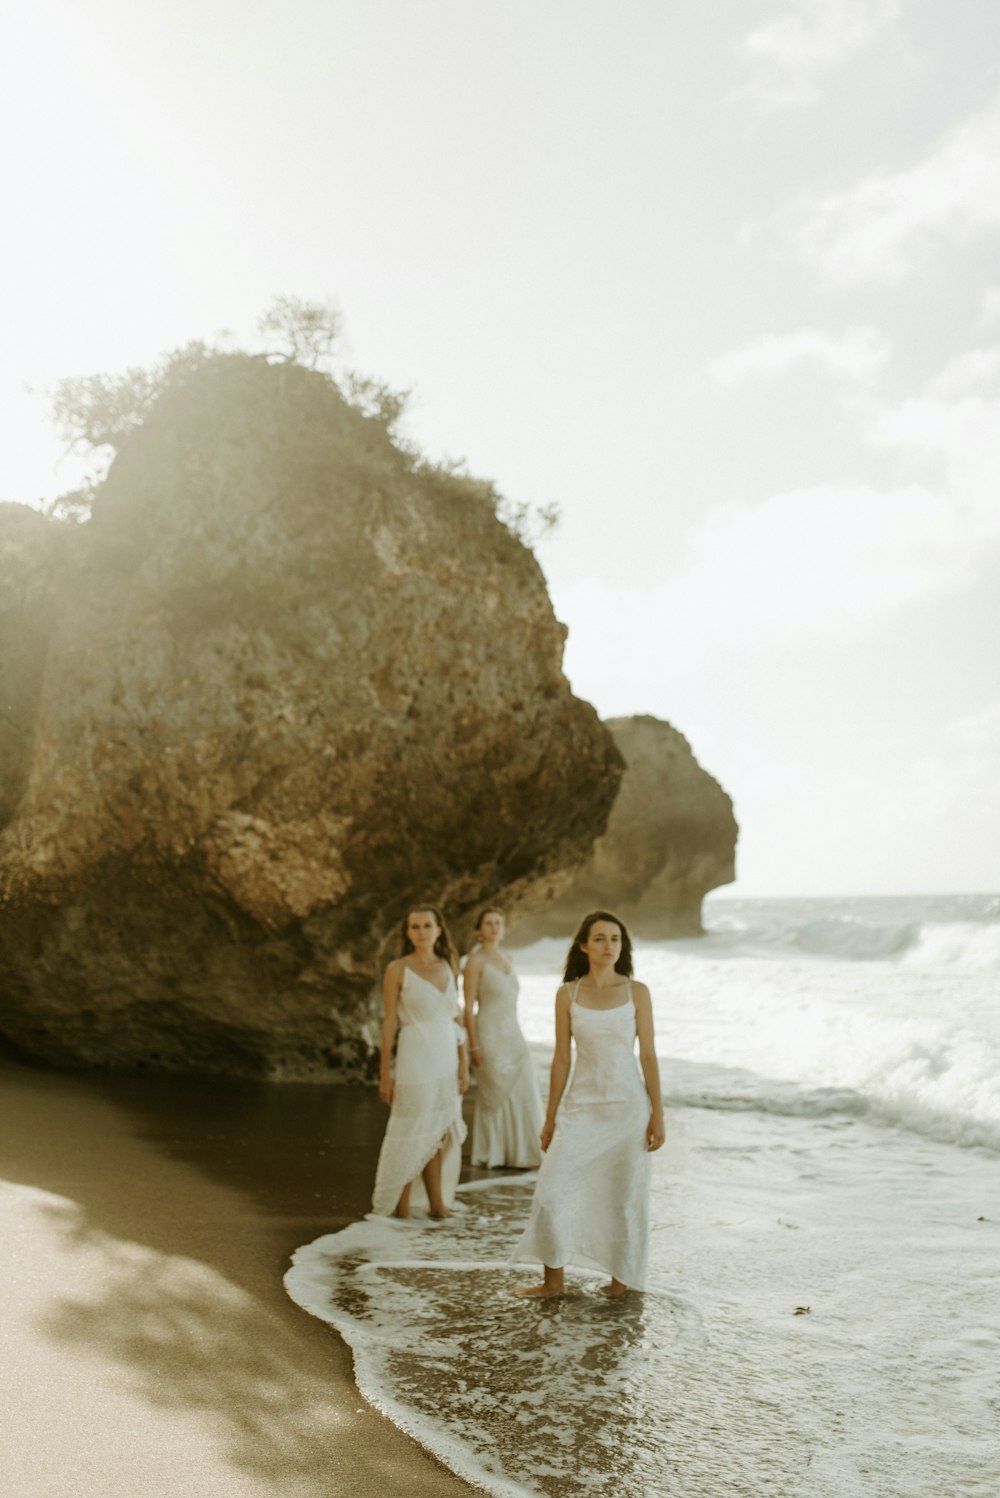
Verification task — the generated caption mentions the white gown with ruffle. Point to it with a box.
[371,966,466,1216]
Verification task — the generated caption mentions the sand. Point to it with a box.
[0,1054,475,1498]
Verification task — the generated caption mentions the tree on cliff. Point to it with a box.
[47,298,558,542]
[256,295,342,368]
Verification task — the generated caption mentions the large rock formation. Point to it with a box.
[0,354,622,1079]
[510,715,737,943]
[0,504,69,829]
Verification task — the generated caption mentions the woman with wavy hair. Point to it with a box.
[512,910,664,1296]
[371,904,468,1218]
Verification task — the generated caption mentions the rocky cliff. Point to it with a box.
[510,715,737,943]
[0,354,623,1079]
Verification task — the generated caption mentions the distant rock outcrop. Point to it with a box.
[511,715,737,943]
[0,354,623,1080]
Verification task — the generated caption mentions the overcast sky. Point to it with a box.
[3,0,999,897]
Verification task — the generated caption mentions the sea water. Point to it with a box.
[285,894,1000,1497]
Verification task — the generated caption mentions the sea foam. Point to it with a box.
[514,894,1000,1155]
[287,1115,1000,1498]
[287,895,1000,1496]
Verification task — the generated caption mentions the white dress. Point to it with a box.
[371,966,467,1216]
[470,960,544,1169]
[512,981,651,1288]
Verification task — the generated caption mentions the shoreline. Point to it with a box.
[0,1054,477,1498]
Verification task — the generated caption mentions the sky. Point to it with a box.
[2,0,999,897]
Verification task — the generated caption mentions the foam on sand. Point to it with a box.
[285,1124,1000,1498]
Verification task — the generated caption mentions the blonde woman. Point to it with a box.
[464,907,543,1169]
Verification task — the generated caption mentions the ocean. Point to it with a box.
[285,893,1000,1497]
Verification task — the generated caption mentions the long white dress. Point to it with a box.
[512,981,651,1288]
[371,966,466,1216]
[470,961,544,1169]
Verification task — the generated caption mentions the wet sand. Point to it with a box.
[0,1053,476,1498]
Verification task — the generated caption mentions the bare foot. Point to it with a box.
[600,1279,629,1298]
[392,1206,411,1220]
[427,1206,452,1220]
[511,1268,565,1297]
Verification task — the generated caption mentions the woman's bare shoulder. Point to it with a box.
[630,979,652,1005]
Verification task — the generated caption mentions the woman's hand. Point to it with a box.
[458,1063,470,1095]
[379,1076,394,1107]
[540,1117,556,1152]
[646,1111,665,1151]
[469,1046,482,1069]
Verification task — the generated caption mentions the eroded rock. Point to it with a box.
[0,355,622,1078]
[511,714,737,943]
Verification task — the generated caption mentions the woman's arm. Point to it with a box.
[462,953,484,1068]
[633,982,665,1150]
[379,960,403,1106]
[540,985,573,1151]
[457,1029,470,1094]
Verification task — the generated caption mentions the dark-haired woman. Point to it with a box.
[512,910,664,1296]
[463,907,543,1169]
[371,906,469,1219]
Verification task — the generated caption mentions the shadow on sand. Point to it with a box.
[0,1054,474,1496]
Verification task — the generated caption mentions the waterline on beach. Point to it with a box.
[286,896,1000,1497]
[286,1112,998,1498]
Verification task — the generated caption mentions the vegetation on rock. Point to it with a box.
[0,322,616,1080]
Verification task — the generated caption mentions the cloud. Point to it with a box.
[711,325,891,384]
[868,343,1000,527]
[667,482,972,649]
[876,701,1000,829]
[951,701,1000,761]
[558,480,972,692]
[792,91,1000,281]
[739,0,903,109]
[926,345,1000,399]
[980,285,1000,326]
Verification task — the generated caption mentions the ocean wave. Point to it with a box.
[791,917,918,959]
[700,914,1000,969]
[669,1039,1000,1155]
[901,921,1000,971]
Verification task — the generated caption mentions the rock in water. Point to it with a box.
[511,714,737,943]
[0,355,622,1079]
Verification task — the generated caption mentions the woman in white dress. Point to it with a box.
[371,905,469,1218]
[512,910,665,1297]
[463,907,543,1169]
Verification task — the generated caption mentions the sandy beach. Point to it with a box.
[0,1053,475,1498]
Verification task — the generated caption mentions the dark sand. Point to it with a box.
[0,1053,476,1497]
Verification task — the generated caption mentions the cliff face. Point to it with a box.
[0,355,622,1079]
[511,715,737,943]
[0,505,67,829]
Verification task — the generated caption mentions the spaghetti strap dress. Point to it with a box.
[470,960,544,1169]
[371,966,467,1216]
[512,980,651,1288]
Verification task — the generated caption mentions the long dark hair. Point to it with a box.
[563,909,634,982]
[400,904,459,973]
